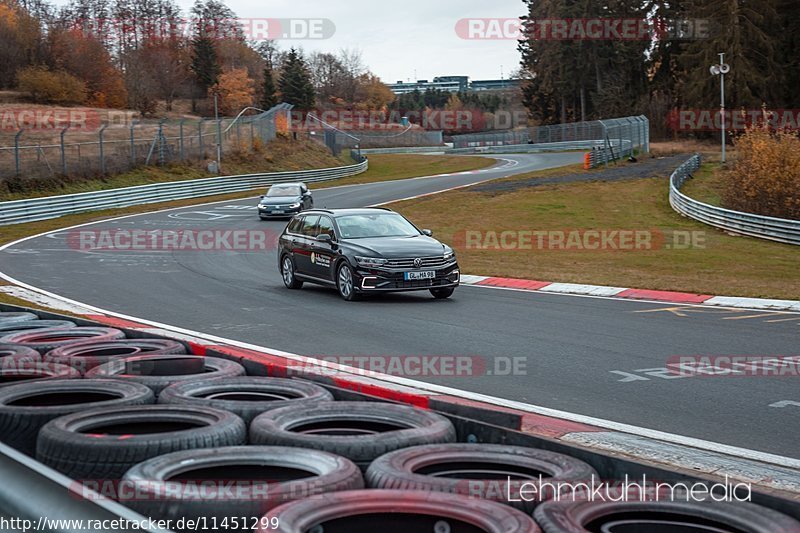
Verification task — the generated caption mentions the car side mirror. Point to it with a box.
[260,195,265,199]
[422,229,433,236]
[316,234,332,243]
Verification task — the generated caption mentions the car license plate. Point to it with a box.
[271,210,284,214]
[404,271,435,281]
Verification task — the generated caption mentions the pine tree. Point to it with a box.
[190,34,220,96]
[676,0,781,108]
[260,61,278,109]
[278,48,315,111]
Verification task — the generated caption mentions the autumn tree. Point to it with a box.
[211,68,254,115]
[139,39,189,111]
[48,27,128,107]
[17,66,87,104]
[0,0,45,89]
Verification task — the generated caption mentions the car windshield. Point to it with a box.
[336,213,421,239]
[266,185,301,197]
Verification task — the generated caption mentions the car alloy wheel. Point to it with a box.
[282,256,303,289]
[337,263,358,301]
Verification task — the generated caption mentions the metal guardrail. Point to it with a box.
[451,140,620,155]
[0,159,368,226]
[669,154,800,246]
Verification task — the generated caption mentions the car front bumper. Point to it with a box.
[353,263,460,292]
[259,206,302,217]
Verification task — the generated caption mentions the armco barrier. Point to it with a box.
[0,159,368,226]
[669,154,800,246]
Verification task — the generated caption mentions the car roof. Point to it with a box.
[300,208,394,217]
[268,182,305,187]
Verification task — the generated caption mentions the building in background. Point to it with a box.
[386,76,520,95]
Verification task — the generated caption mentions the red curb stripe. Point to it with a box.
[616,289,712,304]
[521,413,603,439]
[187,342,208,356]
[477,277,551,290]
[330,377,431,409]
[208,345,292,376]
[83,315,151,329]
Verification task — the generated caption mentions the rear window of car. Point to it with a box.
[286,217,303,234]
[301,215,320,237]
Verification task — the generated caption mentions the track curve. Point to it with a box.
[1,152,798,459]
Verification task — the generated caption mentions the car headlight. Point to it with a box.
[289,203,301,209]
[356,256,388,268]
[444,250,456,262]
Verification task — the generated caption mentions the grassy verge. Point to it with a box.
[680,163,725,206]
[0,138,346,201]
[391,166,800,300]
[314,154,496,188]
[0,154,495,247]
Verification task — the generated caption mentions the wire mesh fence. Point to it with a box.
[450,116,650,153]
[298,114,444,156]
[0,104,293,182]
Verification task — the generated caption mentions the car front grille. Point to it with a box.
[384,256,450,269]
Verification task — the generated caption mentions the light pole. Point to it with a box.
[214,93,222,169]
[709,53,730,163]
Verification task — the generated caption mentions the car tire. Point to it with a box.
[123,446,364,526]
[158,377,334,424]
[0,320,77,336]
[0,362,81,388]
[249,401,457,470]
[0,379,155,455]
[86,355,245,396]
[430,287,455,299]
[0,327,125,354]
[366,443,598,513]
[281,255,304,289]
[0,312,38,325]
[37,405,247,480]
[534,499,800,533]
[0,344,41,368]
[260,489,541,533]
[44,339,186,374]
[336,262,360,301]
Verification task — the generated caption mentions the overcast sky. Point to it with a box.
[230,0,524,82]
[47,0,525,82]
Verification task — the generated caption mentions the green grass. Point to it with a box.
[392,165,800,300]
[680,163,724,206]
[315,155,496,188]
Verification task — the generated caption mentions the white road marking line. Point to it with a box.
[0,279,797,470]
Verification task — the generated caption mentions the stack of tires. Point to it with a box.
[0,312,798,532]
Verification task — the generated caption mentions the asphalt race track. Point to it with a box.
[1,152,798,459]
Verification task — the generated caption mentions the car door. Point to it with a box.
[293,215,319,275]
[308,215,336,281]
